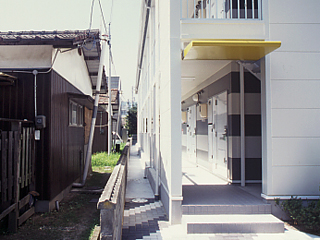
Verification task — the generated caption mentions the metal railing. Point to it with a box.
[181,0,261,20]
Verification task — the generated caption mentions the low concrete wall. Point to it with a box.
[97,141,130,240]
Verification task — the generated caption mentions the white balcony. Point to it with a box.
[181,0,261,20]
[180,0,265,41]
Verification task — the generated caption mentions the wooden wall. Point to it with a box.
[92,111,108,153]
[49,70,85,200]
[0,70,88,201]
[0,71,50,200]
[0,72,49,127]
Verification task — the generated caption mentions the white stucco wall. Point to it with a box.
[137,0,182,224]
[264,0,320,197]
[0,45,52,68]
[52,48,92,96]
[0,45,92,96]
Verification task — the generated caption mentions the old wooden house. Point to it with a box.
[0,30,107,229]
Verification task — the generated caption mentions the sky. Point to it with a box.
[0,0,142,101]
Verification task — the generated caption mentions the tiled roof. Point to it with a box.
[0,30,100,46]
[0,29,108,93]
[97,90,119,105]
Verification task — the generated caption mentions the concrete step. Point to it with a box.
[183,214,284,234]
[183,204,271,215]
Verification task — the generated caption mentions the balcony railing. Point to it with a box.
[181,0,261,20]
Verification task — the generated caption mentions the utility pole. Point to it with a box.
[73,31,106,187]
[108,23,112,155]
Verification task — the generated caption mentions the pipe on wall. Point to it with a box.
[240,64,245,187]
[135,0,151,93]
[73,34,107,187]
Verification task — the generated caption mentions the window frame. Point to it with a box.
[69,100,84,127]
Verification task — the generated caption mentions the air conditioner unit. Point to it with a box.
[199,103,207,118]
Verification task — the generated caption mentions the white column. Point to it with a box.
[169,0,182,224]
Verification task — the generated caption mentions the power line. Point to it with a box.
[109,0,114,23]
[98,0,108,34]
[88,0,95,31]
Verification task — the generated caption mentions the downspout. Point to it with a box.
[73,34,107,187]
[240,64,245,187]
[33,70,38,117]
[135,0,151,93]
[155,75,160,199]
[108,23,112,155]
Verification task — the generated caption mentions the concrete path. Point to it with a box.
[125,145,154,200]
[122,144,320,240]
[122,144,167,240]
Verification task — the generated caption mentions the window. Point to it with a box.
[69,100,84,126]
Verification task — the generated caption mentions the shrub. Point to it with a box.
[277,197,320,231]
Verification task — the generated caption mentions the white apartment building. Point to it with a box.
[135,0,320,223]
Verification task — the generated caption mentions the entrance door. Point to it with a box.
[187,105,197,164]
[210,91,228,179]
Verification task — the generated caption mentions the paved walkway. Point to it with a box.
[122,144,168,240]
[122,144,320,240]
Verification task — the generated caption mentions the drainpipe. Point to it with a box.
[155,77,160,199]
[240,64,245,187]
[33,70,38,117]
[135,0,151,93]
[73,34,107,187]
[108,23,112,155]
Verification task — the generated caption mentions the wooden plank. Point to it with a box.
[30,129,35,183]
[18,194,30,210]
[0,134,1,194]
[21,128,26,188]
[14,130,21,202]
[2,132,8,202]
[18,207,34,226]
[8,206,18,233]
[28,128,32,185]
[9,129,21,233]
[25,128,29,186]
[8,131,13,201]
[0,203,16,220]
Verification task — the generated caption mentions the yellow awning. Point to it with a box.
[183,40,281,61]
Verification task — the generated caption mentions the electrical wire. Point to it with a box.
[2,48,61,75]
[82,33,97,51]
[88,0,95,32]
[110,51,117,75]
[109,0,114,23]
[98,0,108,34]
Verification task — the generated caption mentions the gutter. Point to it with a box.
[135,0,151,94]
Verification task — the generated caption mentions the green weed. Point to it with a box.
[91,151,121,172]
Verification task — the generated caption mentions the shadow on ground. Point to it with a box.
[0,171,110,240]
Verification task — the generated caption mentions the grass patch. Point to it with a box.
[92,152,120,167]
[91,143,127,172]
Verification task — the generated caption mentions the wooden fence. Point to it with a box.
[0,120,36,232]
